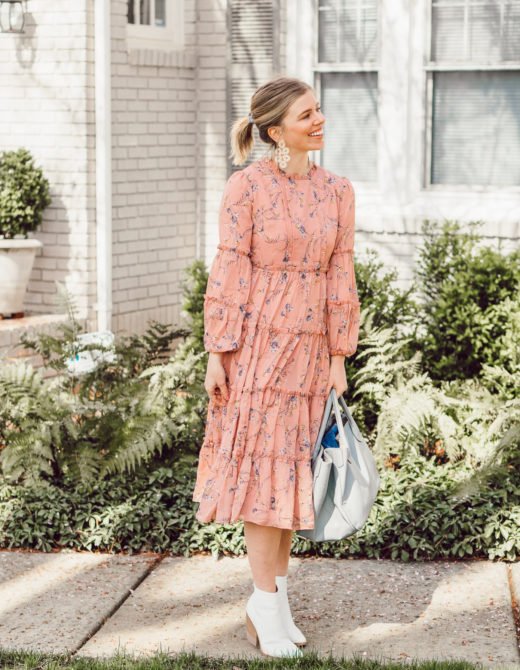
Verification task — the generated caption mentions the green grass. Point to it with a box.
[0,647,516,670]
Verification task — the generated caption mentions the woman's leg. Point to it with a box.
[276,529,293,576]
[243,520,283,592]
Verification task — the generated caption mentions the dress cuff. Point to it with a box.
[326,299,361,357]
[204,295,246,352]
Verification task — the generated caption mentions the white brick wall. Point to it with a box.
[196,0,230,272]
[0,0,96,325]
[1,0,201,343]
[110,0,198,337]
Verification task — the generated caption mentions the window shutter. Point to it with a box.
[228,0,280,173]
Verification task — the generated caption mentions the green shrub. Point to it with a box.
[0,147,52,238]
[354,248,418,332]
[336,451,520,563]
[344,249,419,413]
[179,258,209,351]
[480,293,520,399]
[0,456,205,555]
[1,451,518,561]
[415,220,520,382]
[0,277,208,488]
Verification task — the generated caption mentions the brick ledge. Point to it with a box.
[0,313,81,374]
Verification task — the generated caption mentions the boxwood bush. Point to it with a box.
[0,147,52,239]
[414,220,520,384]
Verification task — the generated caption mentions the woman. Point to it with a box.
[192,77,361,658]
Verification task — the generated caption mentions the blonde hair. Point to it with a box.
[229,77,313,165]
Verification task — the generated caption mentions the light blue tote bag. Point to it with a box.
[296,388,380,542]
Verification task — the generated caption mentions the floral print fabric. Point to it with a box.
[192,156,361,530]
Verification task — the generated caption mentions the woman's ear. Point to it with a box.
[267,125,281,143]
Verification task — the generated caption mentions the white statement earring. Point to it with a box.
[273,137,290,170]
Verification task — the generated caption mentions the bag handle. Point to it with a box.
[310,388,334,464]
[331,389,350,459]
[310,387,350,465]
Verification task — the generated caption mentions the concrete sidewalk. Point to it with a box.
[0,550,519,668]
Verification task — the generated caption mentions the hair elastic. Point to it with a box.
[248,111,254,124]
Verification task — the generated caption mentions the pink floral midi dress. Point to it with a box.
[192,156,361,530]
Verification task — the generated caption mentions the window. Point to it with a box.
[428,0,520,186]
[227,0,280,173]
[126,0,184,51]
[314,0,380,182]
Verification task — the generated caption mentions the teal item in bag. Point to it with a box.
[295,388,380,542]
[322,423,339,448]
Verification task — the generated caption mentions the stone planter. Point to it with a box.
[0,238,43,315]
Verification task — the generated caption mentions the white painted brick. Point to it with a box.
[138,88,159,100]
[131,287,148,300]
[158,294,176,307]
[148,284,165,297]
[139,274,160,287]
[138,297,159,310]
[2,0,212,328]
[117,253,140,267]
[127,146,149,158]
[118,230,139,242]
[113,266,129,279]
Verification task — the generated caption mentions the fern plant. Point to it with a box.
[0,362,77,487]
[0,272,209,489]
[351,318,520,492]
[351,318,462,464]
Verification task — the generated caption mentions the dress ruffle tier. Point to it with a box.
[192,156,361,530]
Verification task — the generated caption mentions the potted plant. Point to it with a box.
[0,147,51,316]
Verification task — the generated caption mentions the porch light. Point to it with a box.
[0,0,25,34]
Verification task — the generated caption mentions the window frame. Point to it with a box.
[126,0,184,51]
[424,0,520,191]
[312,0,382,184]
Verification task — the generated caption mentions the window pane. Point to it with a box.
[320,72,378,181]
[127,0,135,24]
[431,0,520,61]
[318,0,378,63]
[503,2,520,60]
[155,0,166,26]
[140,0,151,26]
[431,70,520,186]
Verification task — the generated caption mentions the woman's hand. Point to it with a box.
[205,352,230,406]
[325,355,348,397]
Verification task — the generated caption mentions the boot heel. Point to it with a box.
[245,584,303,658]
[245,612,259,647]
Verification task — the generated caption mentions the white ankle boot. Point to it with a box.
[245,583,303,658]
[275,574,307,645]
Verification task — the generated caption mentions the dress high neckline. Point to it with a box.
[263,156,317,180]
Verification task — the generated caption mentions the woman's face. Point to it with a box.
[269,90,325,153]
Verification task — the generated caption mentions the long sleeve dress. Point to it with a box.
[192,155,361,530]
